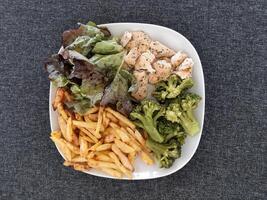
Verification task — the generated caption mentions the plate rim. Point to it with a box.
[49,22,205,180]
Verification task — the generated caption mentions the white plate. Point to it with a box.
[49,23,205,180]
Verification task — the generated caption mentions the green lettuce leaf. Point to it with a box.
[44,54,73,87]
[89,51,124,77]
[65,99,92,115]
[66,34,103,56]
[92,40,123,54]
[62,21,109,47]
[100,56,133,116]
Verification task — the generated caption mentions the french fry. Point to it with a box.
[96,154,113,162]
[140,151,154,165]
[114,139,135,153]
[118,120,128,128]
[95,106,104,137]
[72,121,101,138]
[102,111,107,128]
[111,144,133,171]
[64,90,72,102]
[102,119,109,131]
[108,126,129,142]
[87,159,118,169]
[89,140,103,151]
[83,115,91,123]
[126,127,146,146]
[79,128,98,143]
[109,126,120,139]
[73,163,90,172]
[95,144,112,151]
[75,113,83,121]
[72,156,88,163]
[80,133,95,144]
[74,121,104,135]
[106,107,135,129]
[134,130,146,146]
[100,167,122,178]
[104,118,110,129]
[84,107,99,115]
[51,130,61,139]
[53,88,64,110]
[104,134,114,143]
[128,152,136,165]
[63,161,73,166]
[66,117,73,142]
[64,140,80,154]
[102,129,111,136]
[116,128,130,142]
[79,137,88,157]
[106,112,118,123]
[87,113,98,122]
[127,139,142,152]
[58,116,67,140]
[105,127,113,134]
[50,136,72,161]
[94,151,111,156]
[109,152,132,178]
[58,103,68,121]
[72,132,80,146]
[72,120,96,129]
[87,152,95,159]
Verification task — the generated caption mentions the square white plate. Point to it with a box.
[49,23,205,180]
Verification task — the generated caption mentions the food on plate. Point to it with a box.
[45,21,201,178]
[51,95,152,178]
[165,93,201,136]
[153,74,194,101]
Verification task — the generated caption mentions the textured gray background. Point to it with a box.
[0,0,266,199]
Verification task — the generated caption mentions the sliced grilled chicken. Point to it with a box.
[174,70,192,79]
[131,70,149,100]
[120,31,132,47]
[178,57,194,70]
[149,41,175,58]
[124,47,140,66]
[171,51,187,68]
[135,50,156,73]
[161,56,171,63]
[173,58,194,79]
[148,60,172,84]
[126,31,152,53]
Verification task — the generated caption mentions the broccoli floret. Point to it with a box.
[181,93,201,111]
[165,93,201,136]
[157,118,187,144]
[153,75,194,101]
[130,100,165,143]
[146,138,181,168]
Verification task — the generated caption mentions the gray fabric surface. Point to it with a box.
[0,0,266,199]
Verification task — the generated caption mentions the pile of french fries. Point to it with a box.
[50,88,154,178]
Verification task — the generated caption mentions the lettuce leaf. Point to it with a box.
[70,79,104,105]
[65,99,91,115]
[100,58,133,116]
[66,34,103,56]
[89,51,124,78]
[62,22,109,47]
[68,59,105,81]
[92,40,123,54]
[44,54,73,87]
